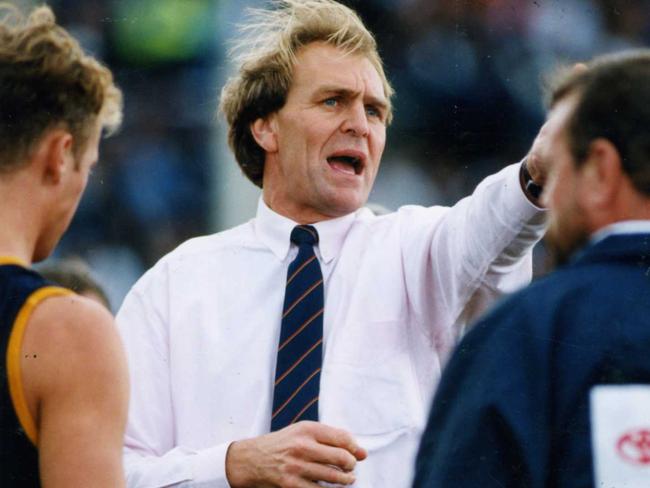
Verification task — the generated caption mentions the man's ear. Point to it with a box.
[579,138,623,209]
[35,129,74,184]
[250,115,278,153]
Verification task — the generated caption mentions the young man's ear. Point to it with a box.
[35,129,74,184]
[250,115,278,153]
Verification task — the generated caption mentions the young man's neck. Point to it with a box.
[0,206,39,264]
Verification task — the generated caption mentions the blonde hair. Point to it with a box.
[219,0,394,188]
[0,3,122,171]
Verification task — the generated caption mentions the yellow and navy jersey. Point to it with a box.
[0,258,71,486]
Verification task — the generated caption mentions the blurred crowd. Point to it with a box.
[26,0,650,309]
[364,0,650,205]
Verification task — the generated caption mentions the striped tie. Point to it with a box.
[271,225,324,431]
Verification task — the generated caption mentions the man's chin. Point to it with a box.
[544,230,589,270]
[318,193,367,219]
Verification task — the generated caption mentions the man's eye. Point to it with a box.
[366,105,380,117]
[323,97,338,107]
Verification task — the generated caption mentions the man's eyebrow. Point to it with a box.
[314,86,388,111]
[365,95,389,112]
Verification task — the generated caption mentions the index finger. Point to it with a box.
[309,423,367,460]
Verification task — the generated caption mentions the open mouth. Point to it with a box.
[326,154,364,175]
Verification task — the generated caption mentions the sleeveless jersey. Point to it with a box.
[0,259,70,486]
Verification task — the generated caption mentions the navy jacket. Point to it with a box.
[413,233,650,488]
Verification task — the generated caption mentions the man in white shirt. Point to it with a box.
[117,1,548,486]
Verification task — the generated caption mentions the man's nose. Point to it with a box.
[341,102,369,137]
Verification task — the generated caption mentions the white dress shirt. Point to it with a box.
[117,163,546,487]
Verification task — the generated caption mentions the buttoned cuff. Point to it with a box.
[190,442,233,487]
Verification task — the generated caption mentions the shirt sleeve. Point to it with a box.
[398,162,546,355]
[116,265,233,488]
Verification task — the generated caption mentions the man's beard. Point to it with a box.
[544,218,590,269]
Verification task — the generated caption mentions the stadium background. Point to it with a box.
[10,0,650,310]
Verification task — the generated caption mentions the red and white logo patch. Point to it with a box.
[591,385,650,488]
[617,428,650,466]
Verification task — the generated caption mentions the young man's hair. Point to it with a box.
[549,50,650,195]
[0,3,122,172]
[219,0,394,188]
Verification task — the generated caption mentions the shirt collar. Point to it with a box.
[590,220,650,245]
[254,197,360,263]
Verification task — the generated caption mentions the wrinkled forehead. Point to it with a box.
[291,42,388,100]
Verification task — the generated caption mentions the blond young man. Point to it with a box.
[0,5,128,486]
[117,1,549,486]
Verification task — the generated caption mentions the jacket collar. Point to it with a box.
[574,228,650,267]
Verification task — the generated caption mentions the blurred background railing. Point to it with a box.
[12,0,649,310]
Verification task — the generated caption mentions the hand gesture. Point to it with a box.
[525,62,589,189]
[226,421,367,487]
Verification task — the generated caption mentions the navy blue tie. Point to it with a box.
[271,225,324,431]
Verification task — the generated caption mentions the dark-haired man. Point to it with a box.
[414,50,650,488]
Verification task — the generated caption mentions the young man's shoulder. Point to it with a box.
[22,293,126,402]
[21,293,128,485]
